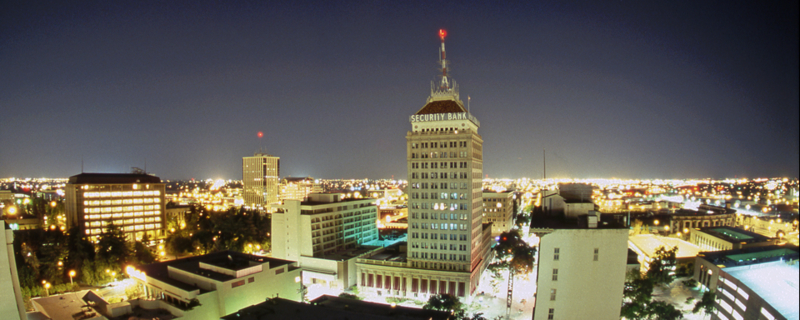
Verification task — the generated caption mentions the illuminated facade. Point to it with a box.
[357,30,493,300]
[242,153,280,210]
[128,251,302,320]
[271,193,378,290]
[65,173,165,240]
[279,177,321,202]
[482,190,514,237]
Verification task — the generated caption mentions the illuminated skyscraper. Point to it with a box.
[242,153,280,210]
[357,30,493,299]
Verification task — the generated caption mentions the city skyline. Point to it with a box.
[1,1,798,180]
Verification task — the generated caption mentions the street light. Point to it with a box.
[69,270,76,286]
[44,282,51,296]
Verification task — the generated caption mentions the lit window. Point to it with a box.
[761,308,775,320]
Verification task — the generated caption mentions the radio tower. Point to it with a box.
[438,29,450,90]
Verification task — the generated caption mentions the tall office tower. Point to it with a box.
[242,152,280,210]
[65,173,166,241]
[405,30,491,294]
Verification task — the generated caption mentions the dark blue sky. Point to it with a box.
[1,1,797,180]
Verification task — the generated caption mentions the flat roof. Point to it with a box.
[137,251,295,290]
[221,296,451,320]
[68,173,161,184]
[530,213,626,229]
[31,290,103,320]
[696,245,799,268]
[724,262,799,320]
[317,245,381,261]
[629,234,702,259]
[698,226,771,243]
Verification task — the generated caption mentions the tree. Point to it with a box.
[423,294,465,319]
[166,234,194,258]
[132,241,156,264]
[97,221,131,266]
[621,268,684,320]
[337,293,361,300]
[646,246,678,286]
[692,291,716,319]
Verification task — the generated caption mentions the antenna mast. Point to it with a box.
[439,29,449,90]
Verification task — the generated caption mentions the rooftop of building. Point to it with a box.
[696,226,773,243]
[363,242,407,263]
[415,99,465,115]
[724,261,799,320]
[529,212,626,230]
[137,251,295,290]
[221,296,452,320]
[317,245,382,261]
[697,244,799,268]
[301,197,376,206]
[68,173,162,184]
[628,234,702,259]
[282,177,315,183]
[31,290,105,320]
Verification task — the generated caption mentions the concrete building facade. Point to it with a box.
[356,31,493,301]
[712,260,798,320]
[272,193,379,290]
[242,153,279,210]
[1,221,26,320]
[689,226,777,252]
[65,173,166,241]
[280,177,322,202]
[531,214,629,320]
[128,251,302,320]
[482,190,514,237]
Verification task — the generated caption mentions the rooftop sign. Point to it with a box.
[409,112,479,126]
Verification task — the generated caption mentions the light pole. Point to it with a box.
[69,270,76,286]
[44,282,51,296]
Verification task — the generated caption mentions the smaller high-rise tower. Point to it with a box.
[242,152,280,210]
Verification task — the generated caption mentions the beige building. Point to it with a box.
[65,173,165,241]
[356,32,493,301]
[531,213,629,320]
[1,221,26,320]
[242,153,279,210]
[689,226,777,252]
[279,177,322,202]
[128,251,302,320]
[482,190,514,237]
[272,193,379,290]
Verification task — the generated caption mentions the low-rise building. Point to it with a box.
[628,234,702,273]
[128,251,302,320]
[690,226,777,252]
[280,177,322,202]
[222,295,452,320]
[713,260,799,320]
[693,245,798,293]
[530,212,629,320]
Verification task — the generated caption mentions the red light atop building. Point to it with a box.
[439,29,447,40]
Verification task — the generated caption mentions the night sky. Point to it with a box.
[1,1,797,180]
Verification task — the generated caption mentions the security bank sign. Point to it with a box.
[409,112,479,126]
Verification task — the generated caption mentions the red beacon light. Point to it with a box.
[439,29,447,40]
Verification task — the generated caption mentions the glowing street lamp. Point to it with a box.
[69,270,76,285]
[7,206,17,215]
